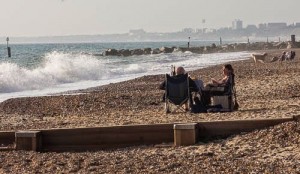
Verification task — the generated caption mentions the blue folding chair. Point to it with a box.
[165,73,190,113]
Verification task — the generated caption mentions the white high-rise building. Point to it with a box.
[232,19,243,30]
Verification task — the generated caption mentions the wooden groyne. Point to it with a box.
[0,116,299,152]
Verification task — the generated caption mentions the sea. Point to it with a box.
[0,41,252,102]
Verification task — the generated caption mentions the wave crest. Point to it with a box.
[0,51,145,93]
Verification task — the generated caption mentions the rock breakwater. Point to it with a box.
[101,41,300,56]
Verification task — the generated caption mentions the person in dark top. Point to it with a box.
[159,66,200,106]
[202,64,235,105]
[159,66,199,92]
[286,51,296,60]
[209,64,234,87]
[280,51,287,61]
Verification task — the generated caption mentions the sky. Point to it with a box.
[1,0,300,37]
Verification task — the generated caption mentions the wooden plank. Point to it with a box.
[198,117,293,138]
[41,124,174,150]
[43,144,143,152]
[0,117,295,152]
[0,131,15,145]
[293,115,300,121]
[43,131,171,145]
[41,123,173,134]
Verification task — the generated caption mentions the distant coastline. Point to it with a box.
[0,31,297,44]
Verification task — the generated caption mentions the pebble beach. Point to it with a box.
[0,48,300,173]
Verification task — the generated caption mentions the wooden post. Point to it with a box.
[6,37,11,57]
[291,35,296,44]
[174,123,198,146]
[15,131,42,151]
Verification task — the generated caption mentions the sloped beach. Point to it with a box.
[0,49,300,173]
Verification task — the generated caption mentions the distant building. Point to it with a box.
[182,28,194,33]
[245,24,258,33]
[258,23,267,29]
[195,28,203,33]
[294,23,300,27]
[232,19,243,30]
[246,24,257,30]
[267,23,287,29]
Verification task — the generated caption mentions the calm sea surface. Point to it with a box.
[0,41,251,101]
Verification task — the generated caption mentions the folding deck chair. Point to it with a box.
[165,73,191,113]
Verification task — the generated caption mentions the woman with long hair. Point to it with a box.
[210,64,234,87]
[201,64,237,109]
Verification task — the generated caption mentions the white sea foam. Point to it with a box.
[1,51,103,93]
[0,51,252,101]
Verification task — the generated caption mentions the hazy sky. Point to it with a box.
[1,0,300,37]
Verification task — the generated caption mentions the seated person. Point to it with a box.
[159,66,199,92]
[290,51,296,60]
[159,66,201,104]
[271,51,294,62]
[209,64,234,88]
[202,64,235,105]
[286,50,296,60]
[279,51,287,61]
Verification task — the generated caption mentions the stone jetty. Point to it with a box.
[100,41,300,56]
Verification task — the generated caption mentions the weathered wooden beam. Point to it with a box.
[198,117,294,138]
[42,124,174,151]
[0,117,296,152]
[293,115,300,121]
[0,131,15,145]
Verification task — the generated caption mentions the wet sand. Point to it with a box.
[0,48,300,173]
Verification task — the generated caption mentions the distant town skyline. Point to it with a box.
[1,0,300,38]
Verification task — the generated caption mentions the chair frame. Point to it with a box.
[209,73,236,111]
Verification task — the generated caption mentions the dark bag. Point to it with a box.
[207,104,223,113]
[191,97,207,113]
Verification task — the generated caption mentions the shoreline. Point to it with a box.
[57,47,290,96]
[0,48,299,130]
[0,50,252,102]
[62,52,252,95]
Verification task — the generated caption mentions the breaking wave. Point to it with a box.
[0,50,251,101]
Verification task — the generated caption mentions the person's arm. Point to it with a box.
[211,78,219,84]
[211,76,228,85]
